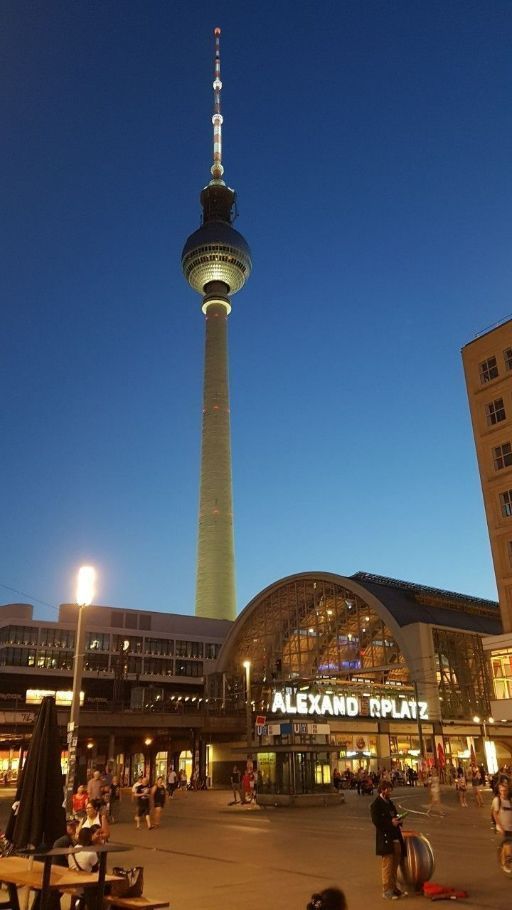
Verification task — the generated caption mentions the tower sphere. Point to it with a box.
[181,219,252,296]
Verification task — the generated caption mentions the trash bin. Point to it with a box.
[397,830,435,892]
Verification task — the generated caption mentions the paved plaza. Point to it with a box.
[1,786,510,910]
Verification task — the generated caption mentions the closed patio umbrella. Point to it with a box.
[5,695,66,849]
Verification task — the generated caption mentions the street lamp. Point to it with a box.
[65,565,96,812]
[243,660,252,754]
[473,715,496,773]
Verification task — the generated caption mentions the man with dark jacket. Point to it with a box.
[370,781,407,901]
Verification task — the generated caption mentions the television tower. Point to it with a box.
[182,28,252,621]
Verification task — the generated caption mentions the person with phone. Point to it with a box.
[370,781,407,901]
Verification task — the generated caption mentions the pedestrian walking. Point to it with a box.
[469,763,483,807]
[151,776,166,827]
[370,781,407,901]
[133,776,152,830]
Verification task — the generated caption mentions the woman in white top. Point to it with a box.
[78,799,110,842]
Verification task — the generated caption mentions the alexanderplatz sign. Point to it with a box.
[270,689,429,721]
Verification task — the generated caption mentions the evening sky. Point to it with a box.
[2,1,512,619]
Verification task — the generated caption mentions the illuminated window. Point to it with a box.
[486,398,506,426]
[505,349,512,371]
[490,648,512,700]
[494,443,512,470]
[480,356,499,384]
[499,490,512,517]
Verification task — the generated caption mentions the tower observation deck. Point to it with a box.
[181,28,252,622]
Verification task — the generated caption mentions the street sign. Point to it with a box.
[256,715,266,726]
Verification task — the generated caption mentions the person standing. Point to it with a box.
[87,771,104,802]
[230,765,242,804]
[109,776,121,822]
[151,776,166,827]
[370,782,407,901]
[469,763,483,807]
[72,785,88,821]
[167,767,178,798]
[455,766,468,808]
[492,779,512,838]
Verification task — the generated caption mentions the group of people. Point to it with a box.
[131,775,167,829]
[230,764,257,804]
[72,768,121,824]
[454,762,486,808]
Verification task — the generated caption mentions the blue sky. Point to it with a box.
[2,0,512,620]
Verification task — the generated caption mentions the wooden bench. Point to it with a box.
[104,897,169,910]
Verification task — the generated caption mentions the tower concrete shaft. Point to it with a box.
[195,296,236,620]
[181,28,252,621]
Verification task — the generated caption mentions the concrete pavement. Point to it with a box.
[1,786,510,910]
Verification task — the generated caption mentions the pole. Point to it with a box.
[244,662,252,755]
[413,680,426,763]
[65,602,87,812]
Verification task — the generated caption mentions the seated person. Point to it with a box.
[68,828,99,910]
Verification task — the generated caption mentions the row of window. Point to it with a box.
[0,626,221,660]
[480,349,512,384]
[0,647,205,678]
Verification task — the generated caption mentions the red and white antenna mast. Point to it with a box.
[210,27,224,181]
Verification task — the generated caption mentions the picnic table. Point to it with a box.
[0,843,128,910]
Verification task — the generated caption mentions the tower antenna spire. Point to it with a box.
[211,27,224,181]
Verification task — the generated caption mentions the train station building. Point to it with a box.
[1,570,511,791]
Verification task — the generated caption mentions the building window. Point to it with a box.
[175,660,204,677]
[504,349,512,371]
[144,638,173,657]
[486,398,506,426]
[40,628,75,649]
[493,443,512,471]
[480,356,499,384]
[84,652,109,671]
[0,647,36,667]
[143,658,174,676]
[113,634,142,654]
[36,650,73,670]
[86,632,110,651]
[490,648,512,700]
[205,643,221,659]
[176,640,203,659]
[499,490,512,517]
[139,614,151,631]
[0,626,38,646]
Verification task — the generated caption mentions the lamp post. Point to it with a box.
[243,660,252,755]
[65,566,96,812]
[473,714,495,772]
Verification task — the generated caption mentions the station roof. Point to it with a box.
[351,572,502,634]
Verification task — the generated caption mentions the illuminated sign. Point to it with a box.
[26,689,84,707]
[270,689,428,721]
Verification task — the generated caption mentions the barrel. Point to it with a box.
[397,830,435,891]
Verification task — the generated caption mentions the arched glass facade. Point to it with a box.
[216,576,411,707]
